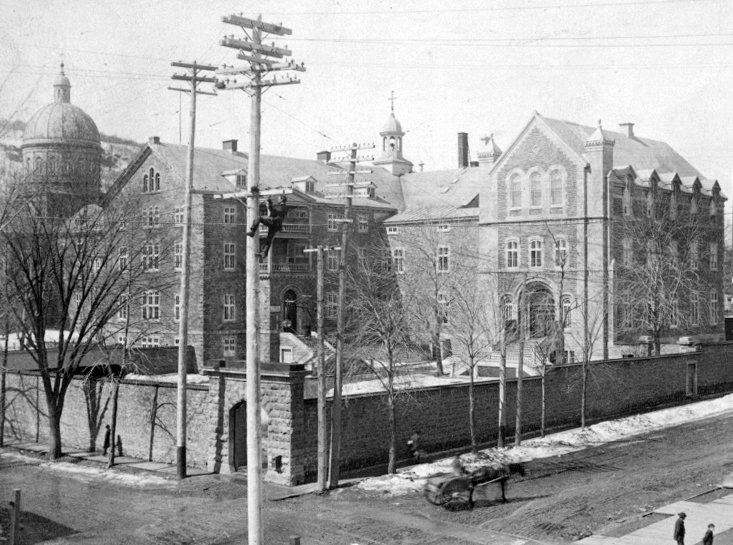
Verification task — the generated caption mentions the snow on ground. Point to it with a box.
[357,393,733,496]
[0,451,174,488]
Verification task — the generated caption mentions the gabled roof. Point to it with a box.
[397,166,488,210]
[386,205,478,224]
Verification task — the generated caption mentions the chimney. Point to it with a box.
[316,150,331,163]
[418,161,424,172]
[222,139,238,153]
[148,136,160,145]
[619,123,635,138]
[457,132,469,169]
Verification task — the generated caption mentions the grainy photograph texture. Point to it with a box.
[0,0,732,544]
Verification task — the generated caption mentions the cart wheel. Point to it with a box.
[423,483,445,505]
[440,478,472,511]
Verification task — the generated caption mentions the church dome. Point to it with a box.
[381,112,403,135]
[23,102,100,147]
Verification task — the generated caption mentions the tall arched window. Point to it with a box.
[562,297,572,327]
[509,174,522,209]
[143,174,149,192]
[554,238,567,267]
[506,239,518,268]
[530,172,542,207]
[501,295,513,323]
[154,172,161,191]
[550,169,563,206]
[530,239,543,268]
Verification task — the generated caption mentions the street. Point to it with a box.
[3,408,733,544]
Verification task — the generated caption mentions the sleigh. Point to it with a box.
[422,463,525,510]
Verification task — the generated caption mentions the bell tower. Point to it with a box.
[373,91,413,176]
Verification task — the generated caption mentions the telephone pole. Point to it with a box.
[169,61,217,480]
[327,142,373,488]
[219,14,303,545]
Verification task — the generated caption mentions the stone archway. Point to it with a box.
[520,282,555,339]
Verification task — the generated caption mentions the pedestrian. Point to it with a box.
[116,435,123,457]
[407,430,421,461]
[702,523,715,545]
[102,424,111,455]
[246,195,288,258]
[673,512,686,545]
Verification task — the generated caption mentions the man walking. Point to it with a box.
[702,523,715,545]
[102,424,111,456]
[673,512,686,545]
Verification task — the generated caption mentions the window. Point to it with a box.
[223,206,236,224]
[710,242,718,271]
[689,240,699,270]
[143,168,161,193]
[327,252,339,272]
[143,174,149,192]
[622,187,631,216]
[236,174,247,188]
[327,213,338,231]
[174,207,184,224]
[223,337,236,357]
[502,296,513,323]
[174,294,181,321]
[141,291,160,320]
[438,246,449,272]
[690,196,698,214]
[326,292,338,318]
[74,292,82,306]
[550,169,563,206]
[691,292,699,325]
[710,291,718,325]
[530,172,542,207]
[562,297,572,327]
[174,243,183,270]
[118,247,128,272]
[670,299,679,328]
[358,215,368,233]
[118,294,128,320]
[140,336,160,348]
[437,291,449,324]
[392,248,405,273]
[529,239,543,268]
[386,226,398,235]
[619,292,632,328]
[710,199,717,218]
[437,223,450,232]
[509,174,522,209]
[280,346,293,363]
[144,205,160,228]
[143,243,159,271]
[223,294,236,322]
[554,238,567,267]
[506,240,518,268]
[223,242,236,270]
[622,237,633,267]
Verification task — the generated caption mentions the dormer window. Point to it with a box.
[236,174,247,188]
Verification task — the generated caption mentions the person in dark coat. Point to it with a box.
[407,431,421,461]
[102,424,111,455]
[702,523,715,545]
[673,512,686,545]
[246,195,288,258]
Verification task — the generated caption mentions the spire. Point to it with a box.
[585,119,614,148]
[478,133,502,167]
[53,61,71,103]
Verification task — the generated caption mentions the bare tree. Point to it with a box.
[1,192,174,459]
[344,237,416,474]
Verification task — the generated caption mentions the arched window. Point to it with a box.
[509,174,522,209]
[562,297,572,327]
[143,174,149,192]
[49,156,57,175]
[154,172,160,191]
[554,238,567,267]
[530,172,542,207]
[550,169,563,206]
[529,239,543,268]
[501,295,513,323]
[506,239,518,268]
[623,186,632,216]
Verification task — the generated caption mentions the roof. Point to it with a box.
[387,205,478,224]
[23,101,100,148]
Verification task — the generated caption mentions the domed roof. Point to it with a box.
[22,64,100,148]
[381,112,403,135]
[23,102,100,146]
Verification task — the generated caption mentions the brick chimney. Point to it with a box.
[619,123,635,138]
[457,132,469,168]
[223,139,238,153]
[316,150,331,163]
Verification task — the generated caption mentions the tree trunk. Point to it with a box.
[0,364,5,448]
[108,378,120,468]
[515,341,524,446]
[498,348,507,447]
[581,358,588,429]
[387,390,396,474]
[48,404,62,460]
[469,358,476,453]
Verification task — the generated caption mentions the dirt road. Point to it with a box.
[2,409,733,544]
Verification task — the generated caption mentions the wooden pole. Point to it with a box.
[8,489,20,545]
[515,340,524,446]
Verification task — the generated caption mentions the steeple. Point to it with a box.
[373,90,413,176]
[477,133,502,167]
[53,62,71,103]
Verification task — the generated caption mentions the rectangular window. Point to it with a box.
[118,294,128,320]
[530,239,543,268]
[143,243,159,271]
[358,214,368,233]
[670,299,679,328]
[554,239,567,267]
[141,290,160,320]
[174,207,184,224]
[118,247,128,272]
[550,170,563,206]
[691,292,699,325]
[327,213,338,231]
[175,243,183,270]
[393,248,404,273]
[437,291,449,324]
[327,252,339,272]
[506,240,518,268]
[326,292,338,318]
[710,242,718,271]
[140,336,160,348]
[437,246,449,273]
[223,206,236,224]
[386,226,398,235]
[689,240,699,270]
[509,175,522,209]
[223,242,236,270]
[174,294,181,322]
[144,205,160,228]
[437,224,450,232]
[223,337,236,357]
[710,291,718,325]
[280,346,293,363]
[223,294,236,322]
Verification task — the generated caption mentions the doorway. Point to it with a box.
[229,401,247,471]
[283,289,298,333]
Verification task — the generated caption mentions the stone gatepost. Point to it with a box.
[203,362,307,486]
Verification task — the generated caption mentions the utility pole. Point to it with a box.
[303,245,338,492]
[327,142,373,488]
[219,14,303,545]
[169,61,217,480]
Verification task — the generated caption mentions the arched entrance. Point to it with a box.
[520,282,555,338]
[283,289,298,333]
[229,402,271,472]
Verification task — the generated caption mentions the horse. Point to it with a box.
[469,462,526,504]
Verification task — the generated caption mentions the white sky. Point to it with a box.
[0,0,731,200]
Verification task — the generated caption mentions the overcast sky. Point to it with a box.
[1,0,731,199]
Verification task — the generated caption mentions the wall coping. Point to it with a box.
[202,362,308,380]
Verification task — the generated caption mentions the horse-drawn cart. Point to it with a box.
[423,463,525,511]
